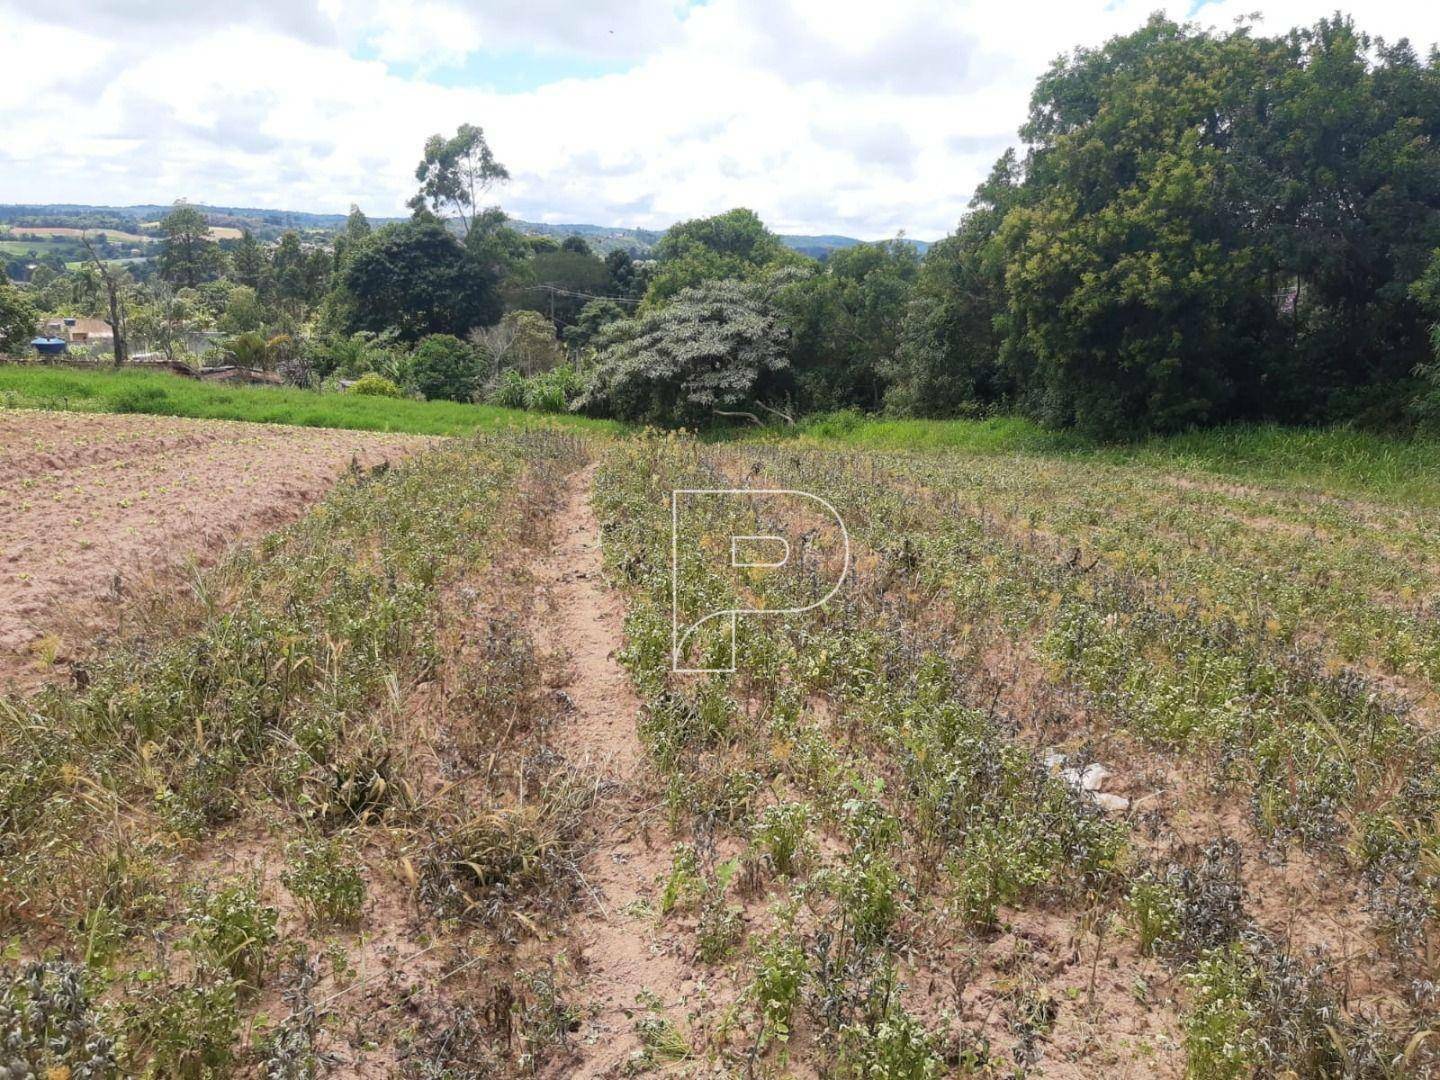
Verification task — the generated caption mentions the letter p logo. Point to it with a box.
[670,488,850,673]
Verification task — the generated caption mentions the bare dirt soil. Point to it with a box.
[531,463,691,1078]
[0,409,429,690]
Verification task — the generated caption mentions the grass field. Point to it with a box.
[0,226,154,243]
[790,410,1440,505]
[0,363,621,436]
[5,376,1440,1075]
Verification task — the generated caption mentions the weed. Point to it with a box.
[0,961,116,1078]
[753,801,815,877]
[1151,840,1247,962]
[833,969,943,1080]
[1128,876,1183,957]
[119,968,243,1079]
[282,835,366,928]
[183,879,279,990]
[634,1011,693,1065]
[263,954,322,1080]
[695,858,744,963]
[419,769,592,931]
[513,965,580,1073]
[660,843,704,916]
[752,926,808,1049]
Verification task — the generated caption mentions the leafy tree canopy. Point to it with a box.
[0,282,38,355]
[645,208,809,306]
[575,279,789,426]
[908,14,1440,437]
[339,220,500,342]
[408,123,509,237]
[774,238,920,411]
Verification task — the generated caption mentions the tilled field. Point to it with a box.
[5,426,1440,1078]
[0,409,429,689]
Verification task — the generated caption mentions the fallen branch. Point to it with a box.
[754,399,796,426]
[714,409,765,427]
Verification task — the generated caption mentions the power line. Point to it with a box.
[518,283,642,305]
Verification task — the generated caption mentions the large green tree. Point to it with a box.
[885,152,1020,417]
[775,239,919,410]
[913,14,1440,436]
[157,202,224,289]
[338,221,500,342]
[231,230,269,295]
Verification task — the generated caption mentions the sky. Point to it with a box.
[2,0,1437,240]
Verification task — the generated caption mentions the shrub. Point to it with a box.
[488,367,528,408]
[524,362,583,413]
[406,333,479,401]
[349,372,403,398]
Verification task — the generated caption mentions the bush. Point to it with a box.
[487,368,528,409]
[484,363,585,413]
[349,372,403,398]
[406,333,479,401]
[524,362,583,413]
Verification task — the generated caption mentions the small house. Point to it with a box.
[41,317,115,345]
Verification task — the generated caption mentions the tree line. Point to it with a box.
[2,12,1437,439]
[575,13,1440,437]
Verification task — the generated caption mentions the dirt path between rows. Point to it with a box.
[532,462,689,1078]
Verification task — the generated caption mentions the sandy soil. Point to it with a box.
[531,463,690,1078]
[0,409,430,691]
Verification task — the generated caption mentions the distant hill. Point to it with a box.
[0,203,933,258]
[507,220,931,259]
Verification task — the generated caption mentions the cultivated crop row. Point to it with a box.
[0,430,597,1076]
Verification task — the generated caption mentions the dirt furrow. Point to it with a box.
[532,462,687,1078]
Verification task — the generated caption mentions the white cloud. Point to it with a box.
[2,0,1437,239]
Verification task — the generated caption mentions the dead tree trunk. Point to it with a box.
[81,232,128,367]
